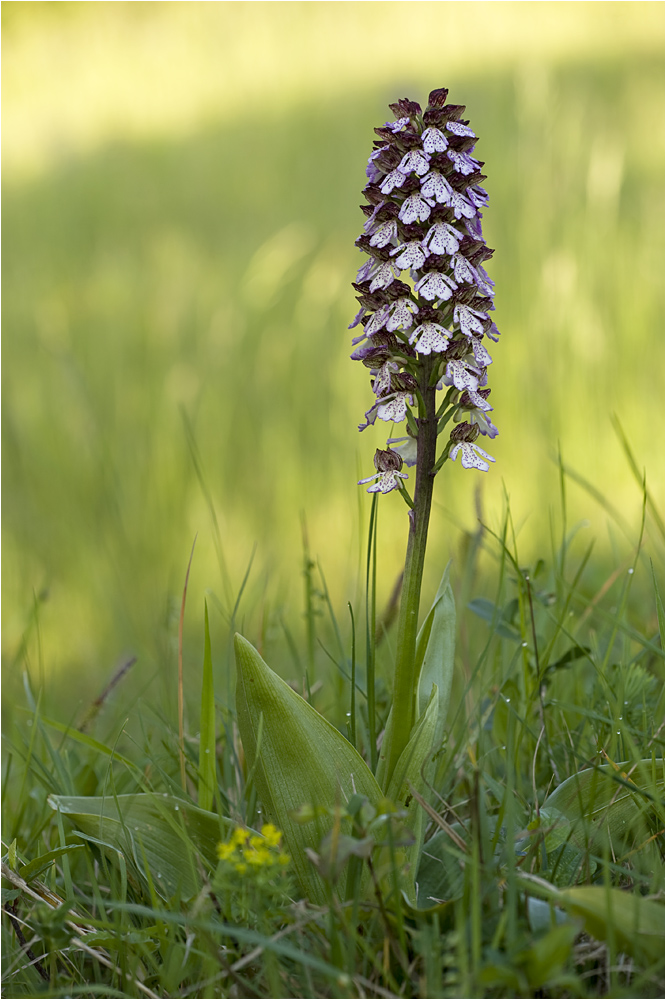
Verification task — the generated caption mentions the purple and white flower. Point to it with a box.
[466,185,489,208]
[475,264,495,297]
[445,120,476,138]
[447,150,480,174]
[358,447,409,493]
[398,149,431,176]
[359,468,409,493]
[409,321,451,355]
[356,257,399,292]
[453,302,487,338]
[399,192,432,224]
[450,439,495,471]
[364,303,391,336]
[363,201,386,232]
[422,221,462,255]
[372,360,399,396]
[421,127,449,153]
[383,117,409,133]
[449,190,476,220]
[444,358,482,392]
[450,253,480,286]
[386,297,419,331]
[368,261,400,292]
[369,220,398,248]
[420,171,453,205]
[391,241,428,270]
[470,337,493,367]
[414,271,457,301]
[377,390,413,423]
[366,147,387,183]
[380,169,407,195]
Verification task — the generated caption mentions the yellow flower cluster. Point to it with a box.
[216,823,290,874]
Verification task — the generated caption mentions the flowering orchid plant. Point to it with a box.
[234,88,498,907]
[350,87,500,786]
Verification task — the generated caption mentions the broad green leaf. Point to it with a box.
[555,886,664,965]
[535,760,664,872]
[526,896,568,934]
[376,564,454,795]
[417,825,465,909]
[468,597,520,641]
[542,841,597,888]
[234,633,382,904]
[521,874,665,964]
[198,601,217,812]
[19,845,85,883]
[383,686,439,905]
[417,564,455,750]
[48,793,229,900]
[522,922,578,989]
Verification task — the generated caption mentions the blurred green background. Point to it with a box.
[2,2,664,718]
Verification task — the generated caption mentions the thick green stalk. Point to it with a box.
[384,359,438,784]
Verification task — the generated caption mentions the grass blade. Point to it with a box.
[198,600,217,812]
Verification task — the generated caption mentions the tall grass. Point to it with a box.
[2,489,663,997]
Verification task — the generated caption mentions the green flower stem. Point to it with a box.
[384,357,438,785]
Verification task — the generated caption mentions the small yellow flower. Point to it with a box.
[278,853,290,866]
[235,862,247,874]
[260,823,282,847]
[249,835,264,851]
[216,841,236,861]
[231,827,249,847]
[244,846,272,866]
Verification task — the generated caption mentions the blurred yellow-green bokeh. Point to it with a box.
[2,2,664,709]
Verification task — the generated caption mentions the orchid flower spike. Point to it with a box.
[351,89,500,491]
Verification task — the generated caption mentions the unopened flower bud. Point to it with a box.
[450,422,480,444]
[374,447,404,473]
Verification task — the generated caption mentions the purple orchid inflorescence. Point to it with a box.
[351,89,499,494]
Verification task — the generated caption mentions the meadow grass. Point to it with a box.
[2,483,663,997]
